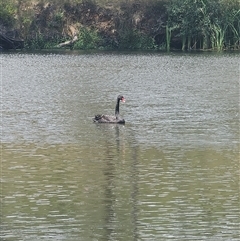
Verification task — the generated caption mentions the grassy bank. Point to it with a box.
[0,0,239,50]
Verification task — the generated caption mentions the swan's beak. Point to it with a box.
[121,97,126,103]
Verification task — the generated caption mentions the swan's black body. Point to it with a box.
[93,95,125,124]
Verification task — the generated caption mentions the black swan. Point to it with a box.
[93,95,126,124]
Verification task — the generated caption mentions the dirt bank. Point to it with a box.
[29,1,166,48]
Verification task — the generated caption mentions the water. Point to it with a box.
[1,50,239,240]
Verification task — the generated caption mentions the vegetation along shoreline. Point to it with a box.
[0,0,239,51]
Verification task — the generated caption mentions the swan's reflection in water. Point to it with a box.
[94,123,139,240]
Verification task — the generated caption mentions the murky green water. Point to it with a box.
[1,51,239,240]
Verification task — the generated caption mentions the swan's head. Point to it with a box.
[118,95,125,103]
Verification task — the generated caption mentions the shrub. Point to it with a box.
[118,29,156,49]
[0,2,16,27]
[25,34,65,49]
[74,27,101,49]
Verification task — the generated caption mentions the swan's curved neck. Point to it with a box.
[115,99,120,117]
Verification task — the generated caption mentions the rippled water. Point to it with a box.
[1,51,239,240]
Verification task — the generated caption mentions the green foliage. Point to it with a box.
[25,34,65,49]
[54,11,64,24]
[0,2,16,27]
[220,0,240,49]
[118,29,156,50]
[166,0,240,50]
[74,27,101,49]
[25,34,45,49]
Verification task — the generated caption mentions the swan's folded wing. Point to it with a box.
[101,115,116,122]
[93,114,116,123]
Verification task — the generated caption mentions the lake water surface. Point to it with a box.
[1,51,239,240]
